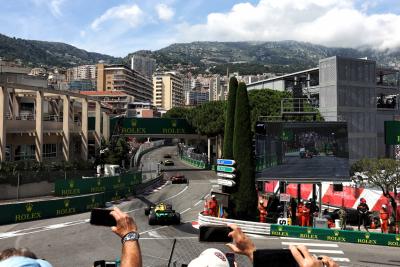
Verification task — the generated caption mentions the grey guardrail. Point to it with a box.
[198,212,271,235]
[133,173,164,195]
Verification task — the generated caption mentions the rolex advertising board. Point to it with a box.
[110,118,196,135]
[270,225,400,247]
[0,193,105,225]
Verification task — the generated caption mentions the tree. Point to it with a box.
[163,107,193,122]
[352,158,400,220]
[223,77,238,159]
[232,82,258,220]
[191,101,226,137]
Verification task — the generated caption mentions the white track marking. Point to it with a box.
[281,242,339,247]
[307,249,344,254]
[331,258,351,262]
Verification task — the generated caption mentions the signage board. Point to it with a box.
[279,193,291,202]
[277,218,291,225]
[216,166,235,173]
[217,159,236,166]
[217,179,236,187]
[385,121,400,145]
[217,172,236,179]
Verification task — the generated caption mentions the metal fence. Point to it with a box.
[177,144,208,164]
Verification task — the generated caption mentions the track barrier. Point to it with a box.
[270,224,400,247]
[180,156,210,170]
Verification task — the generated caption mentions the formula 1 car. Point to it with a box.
[163,160,174,166]
[144,202,180,225]
[169,174,188,184]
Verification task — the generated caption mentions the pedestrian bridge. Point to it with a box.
[107,117,204,139]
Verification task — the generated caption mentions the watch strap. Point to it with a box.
[121,231,139,244]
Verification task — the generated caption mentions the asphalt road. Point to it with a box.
[257,155,349,181]
[0,146,399,267]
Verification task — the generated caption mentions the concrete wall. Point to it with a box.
[0,181,54,200]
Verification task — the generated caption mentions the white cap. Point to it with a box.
[259,200,264,204]
[382,204,387,208]
[188,248,229,267]
[212,195,216,198]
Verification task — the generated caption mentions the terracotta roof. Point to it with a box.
[79,90,128,96]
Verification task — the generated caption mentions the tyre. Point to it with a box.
[173,213,180,224]
[148,214,157,225]
[144,208,151,216]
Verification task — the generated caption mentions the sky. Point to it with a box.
[0,0,400,57]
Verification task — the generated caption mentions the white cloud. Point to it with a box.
[177,0,400,50]
[31,0,65,17]
[156,3,175,21]
[91,4,144,30]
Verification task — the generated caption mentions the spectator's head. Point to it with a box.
[360,198,366,204]
[382,204,387,209]
[0,256,53,267]
[0,248,37,261]
[188,248,229,267]
[259,200,264,205]
[212,195,216,199]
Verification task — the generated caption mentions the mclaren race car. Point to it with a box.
[144,202,180,225]
[163,159,174,166]
[170,174,188,184]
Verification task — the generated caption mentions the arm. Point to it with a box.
[110,207,142,267]
[225,224,256,262]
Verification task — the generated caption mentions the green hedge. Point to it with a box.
[0,193,105,225]
[270,225,400,247]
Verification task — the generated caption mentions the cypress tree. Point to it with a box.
[223,77,238,159]
[232,82,258,220]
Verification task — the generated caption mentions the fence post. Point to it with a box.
[17,172,20,200]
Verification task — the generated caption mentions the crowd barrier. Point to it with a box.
[0,193,105,225]
[180,155,210,170]
[198,212,271,235]
[54,171,142,197]
[270,224,400,247]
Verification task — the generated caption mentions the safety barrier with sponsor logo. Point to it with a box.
[54,171,142,197]
[198,212,271,235]
[181,156,210,170]
[270,224,400,247]
[0,193,105,225]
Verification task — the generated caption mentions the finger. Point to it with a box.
[111,226,118,233]
[110,210,120,220]
[289,246,304,265]
[321,256,339,267]
[113,206,124,216]
[225,243,240,254]
[228,223,238,230]
[296,245,311,259]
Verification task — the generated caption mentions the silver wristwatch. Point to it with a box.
[122,231,140,244]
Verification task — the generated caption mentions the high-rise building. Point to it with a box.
[153,72,184,111]
[209,75,226,101]
[96,64,153,103]
[130,55,156,79]
[67,65,96,81]
[185,91,209,106]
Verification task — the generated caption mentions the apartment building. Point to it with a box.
[130,55,156,79]
[96,64,153,103]
[153,72,184,111]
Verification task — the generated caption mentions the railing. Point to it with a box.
[198,213,271,235]
[133,140,165,167]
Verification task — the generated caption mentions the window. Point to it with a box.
[15,145,35,161]
[43,144,57,158]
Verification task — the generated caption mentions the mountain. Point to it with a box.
[0,33,120,67]
[128,41,400,75]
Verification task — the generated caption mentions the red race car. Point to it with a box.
[170,175,188,184]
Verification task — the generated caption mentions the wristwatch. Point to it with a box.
[121,231,140,244]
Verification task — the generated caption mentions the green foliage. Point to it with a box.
[223,77,238,159]
[163,107,194,121]
[191,101,226,137]
[232,82,258,220]
[103,137,131,165]
[0,33,120,67]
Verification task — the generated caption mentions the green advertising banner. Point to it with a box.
[111,118,196,135]
[0,193,105,225]
[54,171,142,197]
[270,225,400,247]
[384,121,400,145]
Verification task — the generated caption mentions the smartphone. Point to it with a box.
[199,225,232,242]
[90,208,116,226]
[253,249,298,267]
[93,260,117,267]
[225,252,235,267]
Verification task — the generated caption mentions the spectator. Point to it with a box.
[338,206,347,230]
[0,248,53,267]
[188,248,231,267]
[357,198,370,232]
[208,195,219,217]
[110,207,142,267]
[225,224,339,267]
